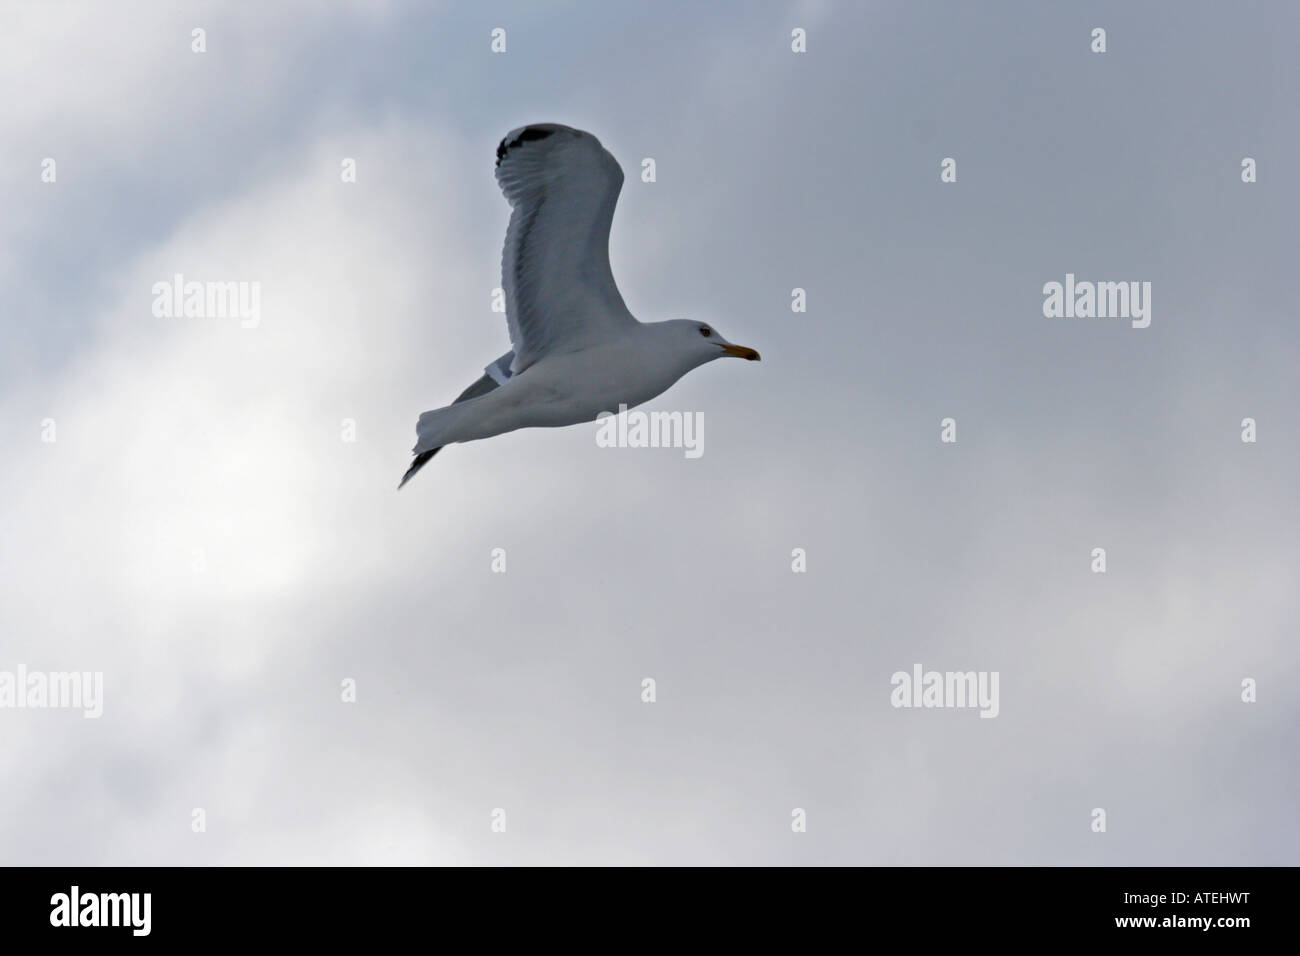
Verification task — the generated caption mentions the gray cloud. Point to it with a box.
[1,0,1296,865]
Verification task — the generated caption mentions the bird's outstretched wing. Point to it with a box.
[495,123,635,374]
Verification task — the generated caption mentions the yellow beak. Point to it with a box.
[720,344,761,361]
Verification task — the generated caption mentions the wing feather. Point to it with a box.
[495,124,633,373]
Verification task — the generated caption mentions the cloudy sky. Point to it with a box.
[1,0,1296,865]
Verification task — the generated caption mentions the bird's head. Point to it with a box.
[663,319,761,367]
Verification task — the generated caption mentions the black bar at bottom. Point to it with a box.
[0,866,1278,942]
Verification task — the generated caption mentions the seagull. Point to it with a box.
[399,123,760,489]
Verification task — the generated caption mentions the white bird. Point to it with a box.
[399,123,760,488]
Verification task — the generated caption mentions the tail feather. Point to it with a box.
[400,354,512,491]
[398,395,484,489]
[397,402,474,489]
[413,398,482,453]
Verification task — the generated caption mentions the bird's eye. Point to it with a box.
[699,327,711,337]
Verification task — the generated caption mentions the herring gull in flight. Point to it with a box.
[400,123,760,488]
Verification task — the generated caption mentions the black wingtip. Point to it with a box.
[397,447,442,490]
[495,125,560,167]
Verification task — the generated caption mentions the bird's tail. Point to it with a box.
[398,395,494,489]
[413,398,484,452]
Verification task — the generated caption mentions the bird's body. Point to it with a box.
[400,123,759,488]
[419,326,711,445]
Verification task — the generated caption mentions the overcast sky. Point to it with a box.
[1,0,1296,865]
